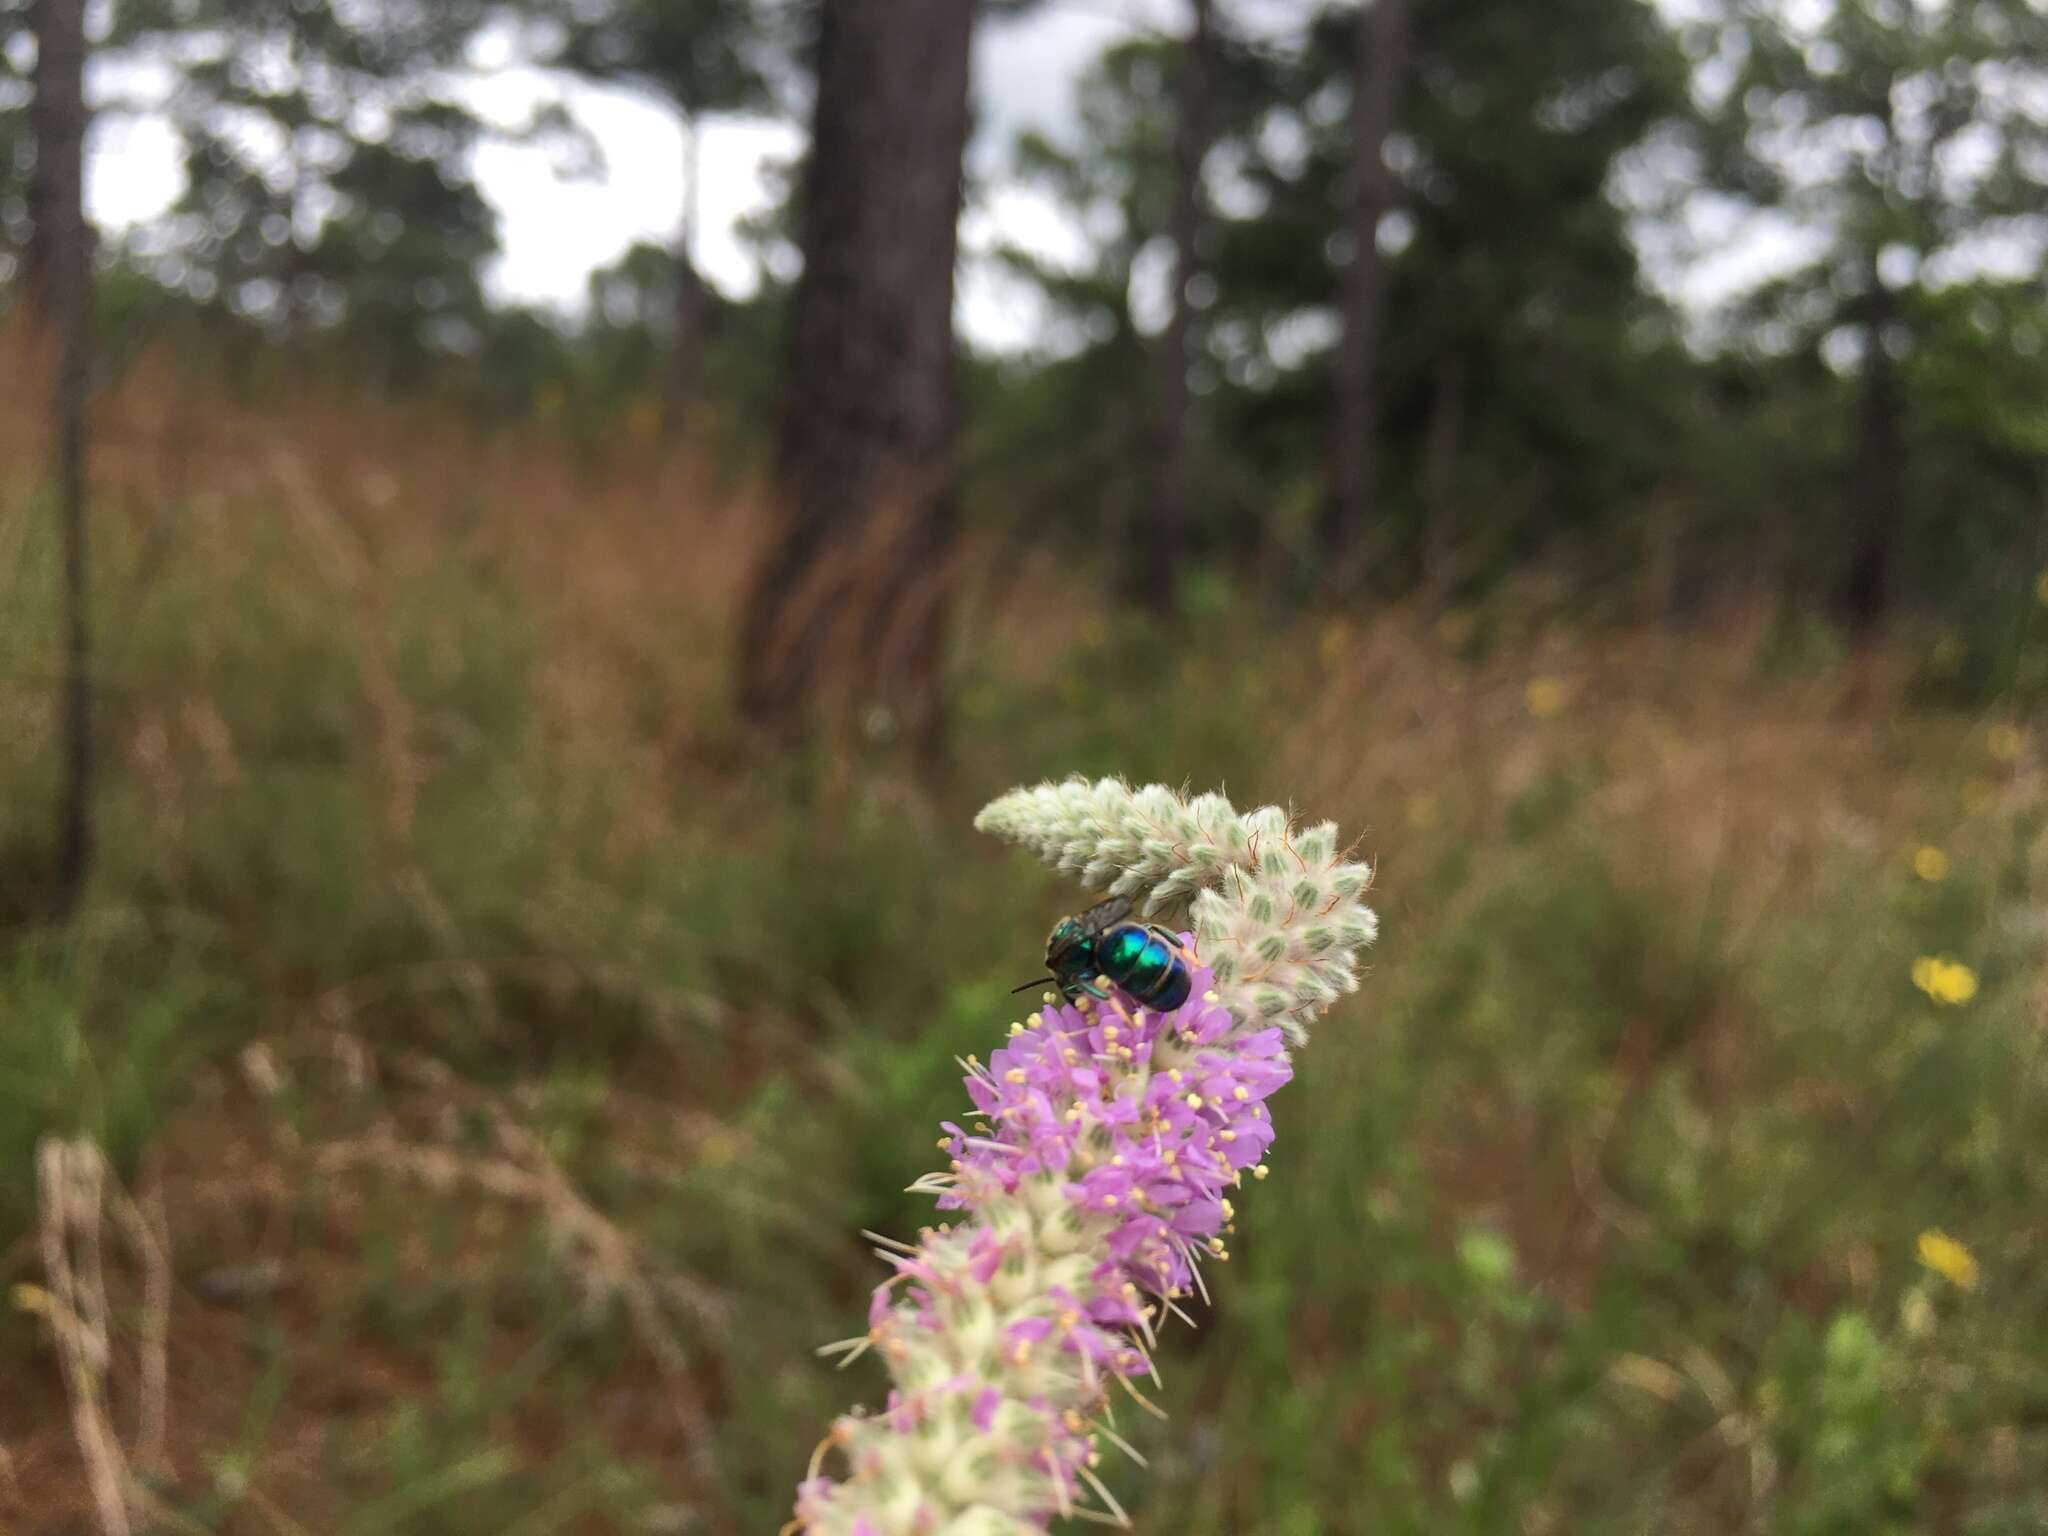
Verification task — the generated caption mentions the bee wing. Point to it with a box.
[1076,895,1134,933]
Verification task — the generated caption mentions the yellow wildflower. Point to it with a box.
[1987,723,2024,763]
[1321,620,1352,666]
[1916,1229,1979,1292]
[1525,677,1566,719]
[1912,955,1979,1006]
[1940,962,1980,1004]
[699,1129,741,1169]
[625,392,663,448]
[11,1283,50,1315]
[1437,608,1477,648]
[1912,845,1950,883]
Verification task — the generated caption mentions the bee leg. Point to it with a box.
[1102,992,1140,1032]
[1080,978,1112,1001]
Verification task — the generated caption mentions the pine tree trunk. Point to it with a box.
[1325,0,1411,587]
[29,0,94,913]
[1422,350,1465,593]
[666,113,705,433]
[1838,276,1905,633]
[666,253,703,431]
[735,0,975,771]
[1143,0,1213,614]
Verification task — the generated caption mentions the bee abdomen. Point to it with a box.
[1096,925,1192,1012]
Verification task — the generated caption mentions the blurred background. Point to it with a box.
[2,0,2046,1530]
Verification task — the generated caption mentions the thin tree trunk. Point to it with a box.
[29,0,93,913]
[1143,0,1213,614]
[735,0,975,772]
[1837,273,1905,633]
[1324,0,1411,586]
[1422,350,1464,593]
[666,111,705,432]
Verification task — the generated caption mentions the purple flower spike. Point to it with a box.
[789,781,1376,1536]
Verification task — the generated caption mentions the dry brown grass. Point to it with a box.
[3,322,2040,1532]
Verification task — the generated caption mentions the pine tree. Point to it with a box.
[1694,0,2048,628]
[28,0,93,910]
[1146,0,1216,614]
[736,0,977,769]
[1326,0,1410,587]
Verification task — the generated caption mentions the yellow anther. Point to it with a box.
[1233,1086,1249,1101]
[1253,1164,1270,1179]
[1219,1129,1237,1142]
[1102,1024,1120,1042]
[1186,1093,1204,1110]
[1005,1069,1028,1084]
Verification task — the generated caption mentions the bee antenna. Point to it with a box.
[1011,977,1056,994]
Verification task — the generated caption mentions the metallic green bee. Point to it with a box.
[1013,895,1194,1013]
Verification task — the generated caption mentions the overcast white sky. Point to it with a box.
[81,2,1188,351]
[78,0,1838,354]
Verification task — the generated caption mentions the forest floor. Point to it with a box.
[1,358,2045,1533]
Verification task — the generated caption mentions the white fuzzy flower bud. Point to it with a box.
[976,778,1378,1044]
[796,781,1376,1536]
